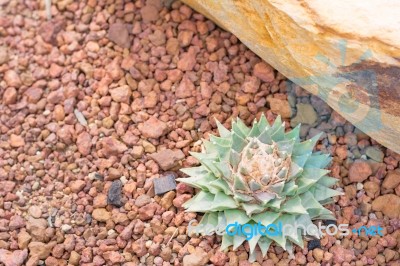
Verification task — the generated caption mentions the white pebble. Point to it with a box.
[32,182,40,191]
[336,187,344,192]
[145,240,153,248]
[74,109,88,126]
[61,224,72,232]
[120,176,128,184]
[88,172,96,180]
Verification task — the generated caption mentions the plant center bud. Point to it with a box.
[233,138,291,199]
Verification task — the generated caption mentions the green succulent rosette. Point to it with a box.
[177,115,342,261]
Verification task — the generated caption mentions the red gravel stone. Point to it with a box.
[77,132,92,156]
[253,62,275,83]
[138,116,169,139]
[108,23,131,48]
[348,160,372,183]
[3,88,17,105]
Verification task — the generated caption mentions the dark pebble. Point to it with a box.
[154,172,177,195]
[354,208,362,216]
[336,127,344,136]
[108,180,123,207]
[95,173,104,180]
[323,220,337,226]
[85,214,92,224]
[307,239,321,250]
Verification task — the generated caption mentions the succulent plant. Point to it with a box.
[177,115,342,261]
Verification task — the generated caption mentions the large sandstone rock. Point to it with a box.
[183,0,400,153]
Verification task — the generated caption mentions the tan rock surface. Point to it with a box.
[182,0,400,153]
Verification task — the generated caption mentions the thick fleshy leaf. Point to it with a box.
[285,124,300,142]
[237,118,251,134]
[217,211,227,230]
[189,151,218,161]
[218,146,232,161]
[254,192,276,205]
[266,197,285,209]
[297,177,319,194]
[296,214,320,238]
[220,234,233,250]
[183,191,214,212]
[203,139,218,154]
[257,113,270,132]
[233,192,254,203]
[213,161,232,179]
[282,180,298,196]
[301,168,330,181]
[215,119,231,138]
[252,212,280,225]
[224,209,252,225]
[242,203,265,216]
[308,207,335,220]
[276,139,295,155]
[297,169,330,193]
[317,176,339,187]
[304,153,331,168]
[280,196,308,214]
[249,180,262,191]
[248,250,257,263]
[232,119,250,139]
[197,213,209,228]
[233,234,247,249]
[233,173,248,190]
[319,198,335,205]
[271,115,282,131]
[310,183,343,201]
[209,178,232,195]
[293,134,321,155]
[269,182,285,194]
[279,214,303,246]
[229,149,241,169]
[207,212,219,226]
[258,237,272,257]
[316,212,336,220]
[266,230,286,249]
[258,129,273,144]
[232,133,248,152]
[180,165,208,177]
[288,162,303,180]
[192,215,216,236]
[210,135,231,147]
[248,121,261,137]
[176,173,216,191]
[211,192,238,211]
[208,136,231,160]
[300,191,322,209]
[248,233,262,253]
[292,153,311,168]
[194,213,219,236]
[285,241,294,258]
[271,122,285,142]
[189,152,221,177]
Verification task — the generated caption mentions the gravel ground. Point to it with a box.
[0,0,399,265]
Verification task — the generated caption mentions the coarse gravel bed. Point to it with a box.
[0,0,399,265]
